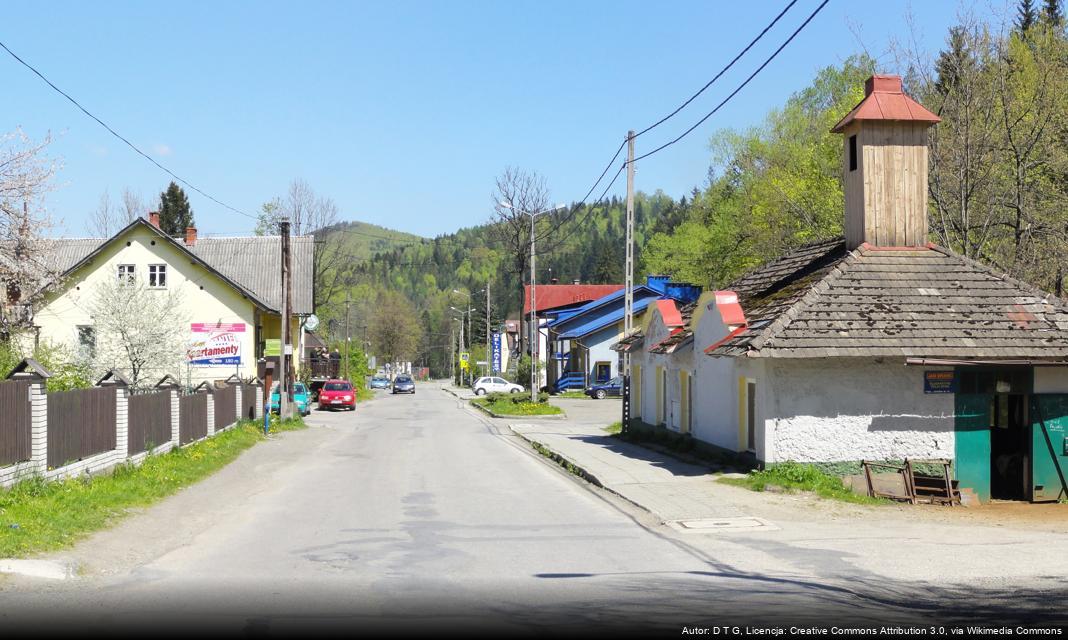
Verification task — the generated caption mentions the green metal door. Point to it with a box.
[1031,394,1068,503]
[955,393,991,501]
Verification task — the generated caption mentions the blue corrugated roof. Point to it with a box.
[557,296,658,340]
[548,285,656,329]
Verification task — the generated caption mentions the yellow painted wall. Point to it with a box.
[679,370,690,434]
[33,225,273,385]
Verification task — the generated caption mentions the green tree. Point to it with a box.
[157,182,194,237]
[1018,0,1038,33]
[1044,0,1064,26]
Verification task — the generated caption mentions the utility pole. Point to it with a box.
[279,217,292,419]
[529,212,538,403]
[622,131,635,435]
[344,297,351,381]
[459,312,465,386]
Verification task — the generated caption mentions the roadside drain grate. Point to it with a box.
[667,517,778,532]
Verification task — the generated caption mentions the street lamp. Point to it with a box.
[454,287,491,377]
[450,305,475,385]
[499,200,565,402]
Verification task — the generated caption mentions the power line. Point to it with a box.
[629,0,830,165]
[632,0,799,140]
[0,39,256,221]
[559,0,802,234]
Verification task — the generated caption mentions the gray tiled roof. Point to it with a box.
[709,238,1068,359]
[43,230,314,314]
[189,237,313,314]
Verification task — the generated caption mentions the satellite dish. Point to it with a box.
[305,314,320,331]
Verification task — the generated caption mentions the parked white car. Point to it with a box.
[473,376,524,395]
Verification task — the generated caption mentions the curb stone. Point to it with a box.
[508,426,660,519]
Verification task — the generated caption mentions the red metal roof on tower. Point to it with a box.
[830,74,940,133]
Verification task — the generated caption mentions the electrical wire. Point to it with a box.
[632,0,799,140]
[0,39,256,221]
[629,0,830,165]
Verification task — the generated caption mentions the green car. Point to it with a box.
[270,382,310,416]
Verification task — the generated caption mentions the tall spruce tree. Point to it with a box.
[157,182,194,237]
[1017,0,1038,32]
[1045,0,1064,26]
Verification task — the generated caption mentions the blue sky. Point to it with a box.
[2,1,1000,238]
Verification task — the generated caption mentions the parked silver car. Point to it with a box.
[392,375,415,394]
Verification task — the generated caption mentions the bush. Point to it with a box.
[485,391,549,405]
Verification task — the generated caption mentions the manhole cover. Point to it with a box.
[667,517,778,532]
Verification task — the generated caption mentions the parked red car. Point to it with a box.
[318,379,356,411]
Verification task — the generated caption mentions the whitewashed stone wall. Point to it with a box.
[763,358,955,464]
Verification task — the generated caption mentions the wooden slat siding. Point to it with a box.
[213,386,236,431]
[47,387,116,469]
[179,393,208,445]
[0,380,32,466]
[241,384,258,420]
[128,391,172,455]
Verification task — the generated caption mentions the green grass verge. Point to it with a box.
[0,415,305,558]
[554,391,589,399]
[472,395,563,416]
[603,422,622,435]
[716,461,887,505]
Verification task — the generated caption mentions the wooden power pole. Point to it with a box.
[279,217,292,419]
[622,131,635,434]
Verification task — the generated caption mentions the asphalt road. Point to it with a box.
[0,384,1062,636]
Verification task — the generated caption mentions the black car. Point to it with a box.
[392,375,415,394]
[585,376,623,399]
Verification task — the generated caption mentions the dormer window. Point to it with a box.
[148,264,167,288]
[117,264,135,286]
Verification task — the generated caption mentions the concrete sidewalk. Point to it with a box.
[510,422,751,523]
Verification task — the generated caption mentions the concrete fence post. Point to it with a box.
[155,375,181,448]
[254,383,264,420]
[205,389,216,437]
[233,384,243,425]
[28,378,48,475]
[97,370,132,464]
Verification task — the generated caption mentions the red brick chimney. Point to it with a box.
[185,226,197,246]
[148,211,160,228]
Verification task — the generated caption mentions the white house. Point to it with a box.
[630,75,1068,503]
[25,214,313,387]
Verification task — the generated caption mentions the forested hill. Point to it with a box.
[321,220,425,262]
[317,191,690,375]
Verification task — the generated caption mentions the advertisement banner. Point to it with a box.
[492,333,502,373]
[188,322,245,366]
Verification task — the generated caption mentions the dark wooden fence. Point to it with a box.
[241,383,259,420]
[47,387,116,468]
[0,380,32,466]
[213,386,236,431]
[178,392,208,445]
[128,391,172,455]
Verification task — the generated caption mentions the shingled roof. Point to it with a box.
[708,238,1068,360]
[40,219,315,314]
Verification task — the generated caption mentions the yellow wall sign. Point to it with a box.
[264,338,281,357]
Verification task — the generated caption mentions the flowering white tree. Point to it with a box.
[0,128,59,338]
[89,278,188,387]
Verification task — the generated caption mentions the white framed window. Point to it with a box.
[117,264,135,285]
[148,264,167,288]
